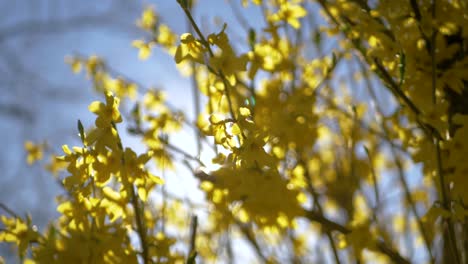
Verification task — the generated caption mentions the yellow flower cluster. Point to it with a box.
[3,0,468,263]
[3,92,186,263]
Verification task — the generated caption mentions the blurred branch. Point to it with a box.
[376,240,411,264]
[298,155,342,264]
[0,202,20,218]
[0,45,86,99]
[0,3,137,43]
[234,220,268,262]
[188,215,198,255]
[0,104,33,122]
[304,210,350,234]
[362,59,435,263]
[227,0,250,33]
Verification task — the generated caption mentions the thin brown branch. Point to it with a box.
[303,210,350,234]
[189,215,198,254]
[234,220,268,262]
[376,240,411,264]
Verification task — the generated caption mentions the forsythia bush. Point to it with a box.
[2,0,468,263]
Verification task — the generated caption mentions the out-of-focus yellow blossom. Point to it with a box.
[24,141,44,165]
[156,24,177,49]
[65,56,82,74]
[104,76,137,99]
[45,155,67,176]
[271,2,307,29]
[132,40,155,60]
[85,55,103,77]
[0,216,39,257]
[137,7,158,31]
[207,27,248,77]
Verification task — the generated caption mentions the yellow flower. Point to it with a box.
[207,27,230,51]
[92,151,121,186]
[65,56,82,74]
[205,26,248,77]
[85,55,103,77]
[45,155,67,176]
[157,24,177,49]
[174,33,206,64]
[88,92,122,128]
[272,2,307,29]
[143,89,166,110]
[209,51,248,77]
[24,141,44,165]
[104,76,137,99]
[137,7,158,31]
[132,40,154,60]
[0,216,39,257]
[122,148,164,185]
